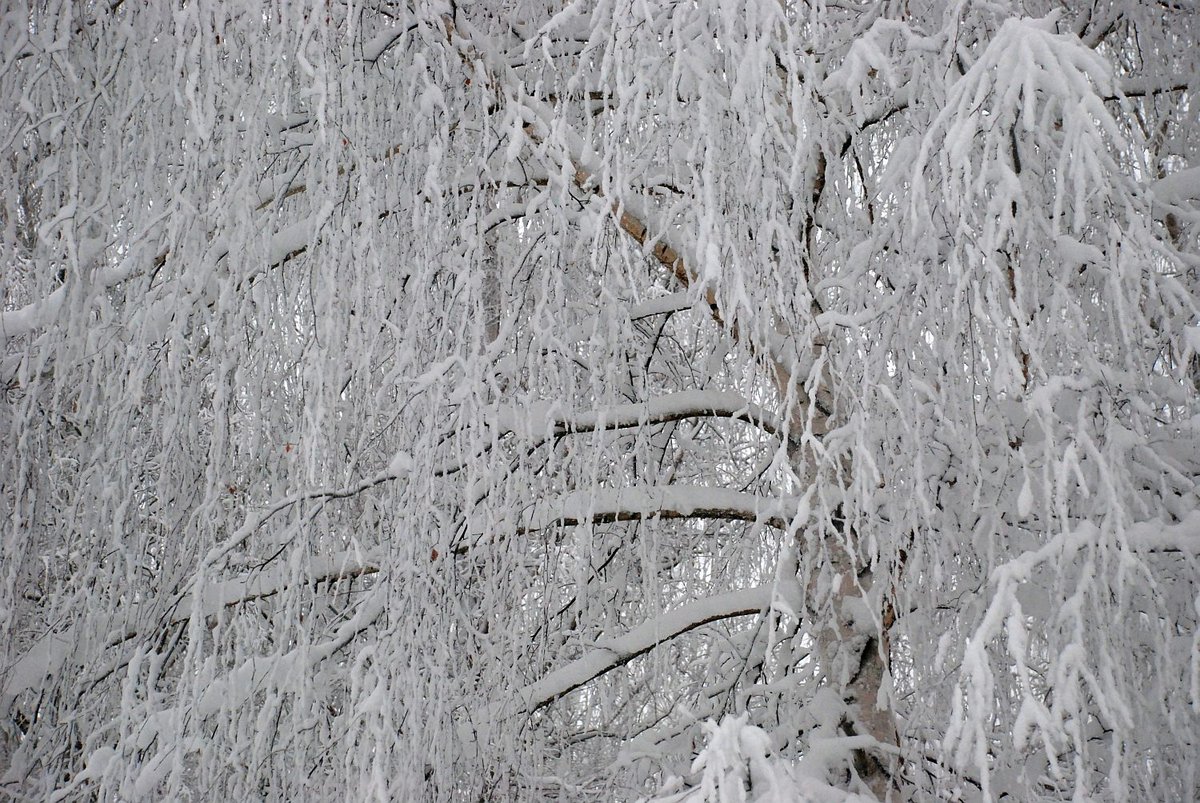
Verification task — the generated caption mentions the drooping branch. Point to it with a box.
[445,18,818,401]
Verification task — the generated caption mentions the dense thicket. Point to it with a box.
[2,2,1198,800]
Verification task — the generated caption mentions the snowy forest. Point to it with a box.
[1,1,1198,800]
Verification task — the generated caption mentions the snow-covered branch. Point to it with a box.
[451,17,813,387]
[513,584,771,712]
[1,552,380,702]
[493,389,789,442]
[5,3,1198,799]
[524,487,801,533]
[176,551,380,623]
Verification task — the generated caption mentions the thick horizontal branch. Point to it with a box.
[525,487,800,533]
[493,389,789,442]
[1115,77,1193,99]
[514,584,771,712]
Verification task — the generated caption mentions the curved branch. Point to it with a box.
[514,584,772,712]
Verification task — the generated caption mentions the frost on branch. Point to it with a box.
[1,2,1198,802]
[647,714,878,803]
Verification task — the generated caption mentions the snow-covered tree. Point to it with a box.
[2,2,1198,800]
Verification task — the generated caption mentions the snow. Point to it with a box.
[527,486,801,532]
[1054,234,1105,267]
[386,449,413,476]
[0,285,65,344]
[3,2,1198,800]
[1186,326,1200,356]
[185,552,381,619]
[1151,167,1200,205]
[514,585,771,712]
[1,631,73,701]
[492,389,787,440]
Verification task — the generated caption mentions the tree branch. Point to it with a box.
[493,389,790,442]
[513,584,772,712]
[524,487,800,533]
